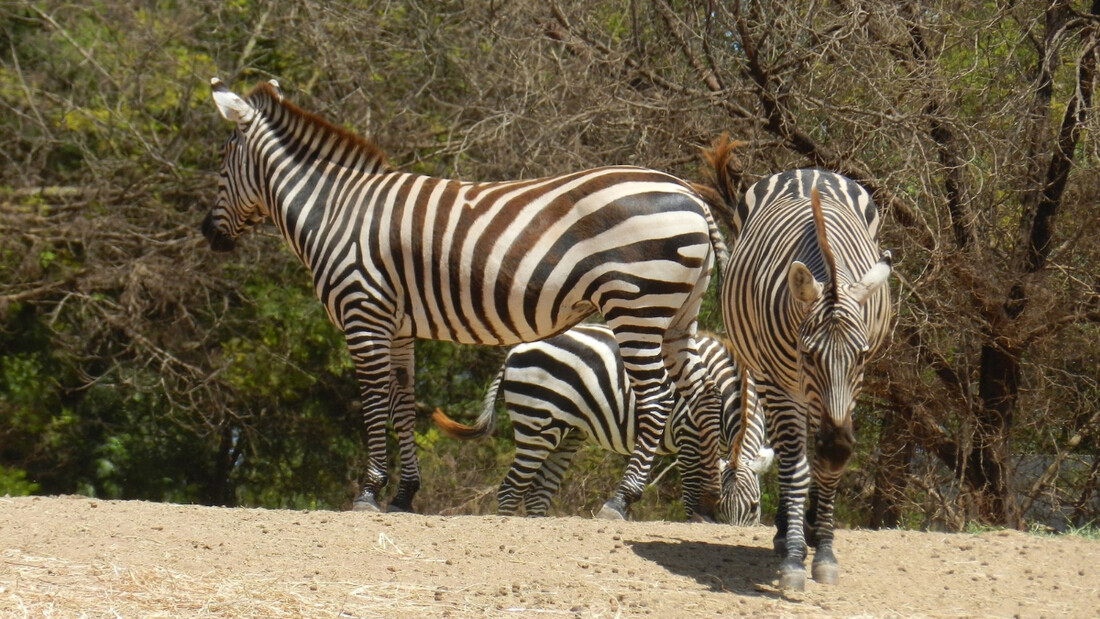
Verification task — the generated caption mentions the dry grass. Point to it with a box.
[1,548,478,618]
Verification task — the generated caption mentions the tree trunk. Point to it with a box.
[870,405,914,529]
[968,335,1022,528]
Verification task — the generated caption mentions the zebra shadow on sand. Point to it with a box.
[627,537,779,597]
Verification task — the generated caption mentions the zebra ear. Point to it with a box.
[267,79,283,100]
[210,77,256,124]
[748,446,774,474]
[788,261,823,305]
[848,250,892,305]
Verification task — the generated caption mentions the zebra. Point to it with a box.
[717,365,775,527]
[430,324,773,523]
[204,78,727,518]
[707,138,893,590]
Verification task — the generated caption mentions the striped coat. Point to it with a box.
[432,324,771,522]
[708,137,893,590]
[204,79,727,517]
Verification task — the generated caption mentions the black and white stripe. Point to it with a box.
[709,140,892,590]
[431,324,770,523]
[204,79,727,516]
[713,348,775,527]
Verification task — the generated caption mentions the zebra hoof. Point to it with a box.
[596,499,627,521]
[778,568,806,592]
[352,495,381,512]
[812,560,839,585]
[386,502,413,514]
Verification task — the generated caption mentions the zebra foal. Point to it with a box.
[432,324,772,523]
[203,79,725,517]
[707,138,893,590]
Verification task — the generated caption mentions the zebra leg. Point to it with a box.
[808,448,847,585]
[766,389,812,591]
[498,413,563,516]
[597,379,673,520]
[663,318,723,521]
[674,396,722,521]
[764,398,789,553]
[524,430,584,517]
[350,333,396,513]
[596,322,677,519]
[386,337,420,513]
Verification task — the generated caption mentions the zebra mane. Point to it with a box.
[809,188,840,304]
[244,81,391,173]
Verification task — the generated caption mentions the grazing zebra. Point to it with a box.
[707,138,893,590]
[716,368,775,527]
[431,324,772,523]
[204,79,726,517]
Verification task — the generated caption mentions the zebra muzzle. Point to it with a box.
[201,212,237,252]
[814,419,855,472]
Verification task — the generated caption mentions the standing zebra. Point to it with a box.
[204,79,725,518]
[707,138,893,590]
[431,324,772,523]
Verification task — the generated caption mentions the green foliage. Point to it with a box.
[0,466,39,496]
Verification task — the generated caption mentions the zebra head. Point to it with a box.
[787,189,892,471]
[203,78,272,252]
[716,446,774,526]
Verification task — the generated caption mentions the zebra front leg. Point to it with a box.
[807,436,850,584]
[675,393,723,522]
[386,338,420,512]
[768,393,812,591]
[349,333,395,513]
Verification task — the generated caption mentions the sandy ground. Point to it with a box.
[1,495,1098,618]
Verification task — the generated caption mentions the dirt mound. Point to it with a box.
[2,495,1097,617]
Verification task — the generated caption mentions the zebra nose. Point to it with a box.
[201,212,236,252]
[201,211,216,240]
[815,418,855,472]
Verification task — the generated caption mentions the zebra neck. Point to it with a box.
[260,144,384,266]
[250,97,389,264]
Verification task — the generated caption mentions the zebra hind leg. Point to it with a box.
[350,393,390,513]
[499,420,561,516]
[385,398,420,513]
[595,387,672,521]
[385,338,420,513]
[348,333,400,513]
[524,430,584,516]
[598,340,679,520]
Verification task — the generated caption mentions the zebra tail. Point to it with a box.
[700,133,744,211]
[429,368,504,440]
[703,203,730,278]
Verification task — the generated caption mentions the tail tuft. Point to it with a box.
[429,368,504,440]
[700,133,748,235]
[431,408,492,440]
